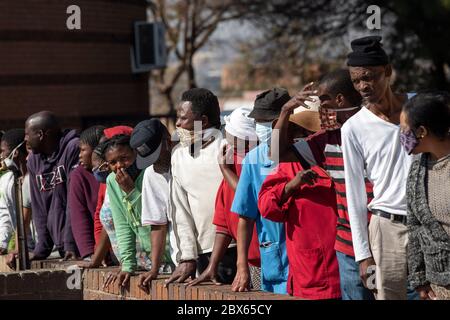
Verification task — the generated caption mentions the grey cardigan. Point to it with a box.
[406,154,450,289]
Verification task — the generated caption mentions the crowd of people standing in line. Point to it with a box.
[0,36,449,300]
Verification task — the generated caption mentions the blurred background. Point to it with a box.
[1,0,449,131]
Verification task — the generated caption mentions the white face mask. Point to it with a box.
[0,141,25,172]
[175,127,200,148]
[255,122,273,144]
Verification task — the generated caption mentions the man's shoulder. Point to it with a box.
[341,108,366,134]
[65,135,80,153]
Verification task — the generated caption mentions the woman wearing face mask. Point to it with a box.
[78,127,139,272]
[68,125,105,259]
[401,92,450,300]
[102,134,156,289]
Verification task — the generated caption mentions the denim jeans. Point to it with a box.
[336,251,375,300]
[337,251,420,300]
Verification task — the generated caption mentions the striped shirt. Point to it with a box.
[294,129,373,257]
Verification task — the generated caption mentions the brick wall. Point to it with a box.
[0,269,82,300]
[0,256,299,300]
[0,0,150,130]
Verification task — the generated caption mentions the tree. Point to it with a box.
[238,0,450,91]
[147,0,251,115]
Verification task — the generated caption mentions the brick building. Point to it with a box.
[0,0,150,130]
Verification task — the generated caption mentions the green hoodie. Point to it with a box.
[107,170,170,273]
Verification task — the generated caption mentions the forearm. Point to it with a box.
[150,224,168,273]
[342,130,370,262]
[219,166,239,191]
[207,233,233,272]
[236,217,254,268]
[281,179,299,204]
[272,107,292,159]
[23,207,32,239]
[90,229,111,266]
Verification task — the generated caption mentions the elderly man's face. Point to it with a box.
[349,66,391,104]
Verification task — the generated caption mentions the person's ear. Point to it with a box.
[385,65,393,77]
[201,115,209,129]
[416,126,428,139]
[336,93,345,108]
[38,129,45,141]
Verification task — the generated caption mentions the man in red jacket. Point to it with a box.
[259,157,341,299]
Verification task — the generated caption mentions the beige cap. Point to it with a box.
[289,110,321,133]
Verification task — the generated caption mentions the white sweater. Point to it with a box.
[341,107,413,262]
[170,129,225,262]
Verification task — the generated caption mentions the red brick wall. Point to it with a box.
[0,256,300,300]
[0,0,149,130]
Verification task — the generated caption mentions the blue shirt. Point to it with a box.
[231,143,288,294]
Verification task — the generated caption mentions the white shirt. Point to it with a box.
[141,165,171,226]
[170,128,225,262]
[341,107,413,262]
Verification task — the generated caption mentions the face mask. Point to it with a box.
[125,161,141,181]
[319,106,359,131]
[0,141,25,172]
[93,168,110,183]
[255,122,273,144]
[175,127,203,148]
[400,129,419,155]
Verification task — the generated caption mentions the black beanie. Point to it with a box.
[347,36,389,67]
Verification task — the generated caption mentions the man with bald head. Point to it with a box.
[25,111,80,260]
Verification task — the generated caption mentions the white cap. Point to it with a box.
[224,107,258,141]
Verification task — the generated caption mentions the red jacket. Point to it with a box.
[93,183,106,246]
[258,162,341,300]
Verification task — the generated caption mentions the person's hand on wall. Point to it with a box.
[61,250,78,261]
[138,269,159,294]
[115,270,131,288]
[231,264,251,292]
[187,265,222,287]
[164,260,196,287]
[103,268,120,290]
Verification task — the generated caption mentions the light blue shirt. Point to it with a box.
[231,143,288,294]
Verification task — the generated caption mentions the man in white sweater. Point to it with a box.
[165,88,236,286]
[342,36,415,300]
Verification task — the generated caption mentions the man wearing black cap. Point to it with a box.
[342,36,417,300]
[130,119,175,293]
[231,88,291,294]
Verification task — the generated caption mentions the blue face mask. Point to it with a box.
[93,168,109,184]
[255,122,273,144]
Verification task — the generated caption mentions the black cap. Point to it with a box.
[347,36,389,67]
[248,87,291,121]
[130,119,165,170]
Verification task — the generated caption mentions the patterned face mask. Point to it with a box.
[319,106,359,131]
[319,107,341,131]
[400,129,419,155]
